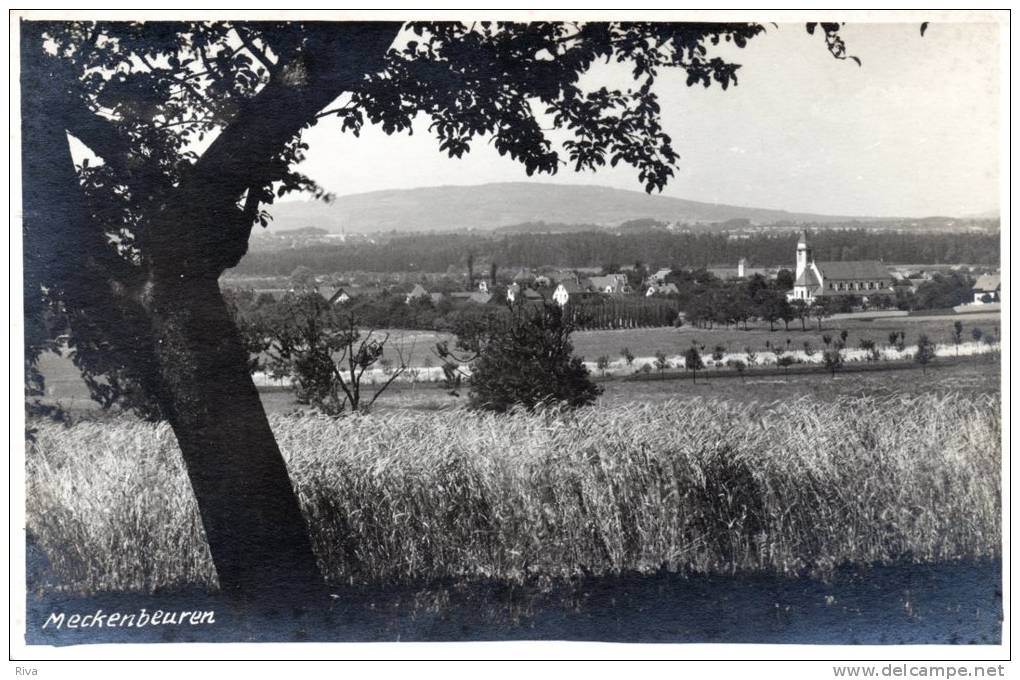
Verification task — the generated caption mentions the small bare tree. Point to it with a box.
[915,334,937,375]
[654,350,670,379]
[252,293,410,415]
[952,320,964,356]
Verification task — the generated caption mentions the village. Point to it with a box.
[226,230,1002,320]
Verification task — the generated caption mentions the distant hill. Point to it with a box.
[262,182,886,234]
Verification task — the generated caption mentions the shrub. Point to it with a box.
[915,335,937,375]
[822,344,844,377]
[859,338,880,362]
[684,345,704,383]
[467,302,601,412]
[726,358,747,381]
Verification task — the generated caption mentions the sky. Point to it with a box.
[293,21,1001,219]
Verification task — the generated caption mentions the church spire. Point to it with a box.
[795,230,812,279]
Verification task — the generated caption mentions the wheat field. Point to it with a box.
[26,394,1001,594]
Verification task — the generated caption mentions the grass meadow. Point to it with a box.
[27,393,1000,595]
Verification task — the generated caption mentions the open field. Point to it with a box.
[327,312,1003,365]
[251,357,1002,415]
[570,312,1002,361]
[33,346,1001,417]
[31,308,1000,415]
[28,393,999,595]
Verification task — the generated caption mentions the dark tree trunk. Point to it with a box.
[21,22,327,601]
[145,272,324,600]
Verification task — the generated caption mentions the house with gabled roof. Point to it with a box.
[651,268,673,284]
[405,283,429,304]
[972,274,1001,303]
[318,283,350,305]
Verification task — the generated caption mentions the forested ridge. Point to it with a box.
[234,229,1000,276]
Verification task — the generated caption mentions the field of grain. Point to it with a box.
[27,393,1000,595]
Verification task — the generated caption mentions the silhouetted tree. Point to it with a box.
[654,350,670,379]
[711,344,726,366]
[823,341,845,377]
[289,265,317,291]
[790,299,810,331]
[915,334,937,374]
[810,299,834,329]
[22,18,862,599]
[684,344,704,383]
[775,268,795,291]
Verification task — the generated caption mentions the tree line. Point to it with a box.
[233,228,1000,276]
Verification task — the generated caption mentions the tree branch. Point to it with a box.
[150,22,402,276]
[234,24,279,77]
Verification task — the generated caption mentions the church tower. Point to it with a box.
[795,231,812,279]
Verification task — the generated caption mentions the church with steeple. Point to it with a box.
[788,231,895,303]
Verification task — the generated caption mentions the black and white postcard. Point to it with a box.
[10,9,1010,671]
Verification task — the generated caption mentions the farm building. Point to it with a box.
[317,284,350,305]
[972,274,1001,304]
[584,273,629,294]
[405,283,429,304]
[788,231,895,303]
[650,268,673,284]
[646,282,679,296]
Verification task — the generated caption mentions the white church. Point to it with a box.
[788,231,895,303]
